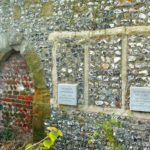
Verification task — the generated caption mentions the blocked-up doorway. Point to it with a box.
[0,32,50,141]
[0,51,34,132]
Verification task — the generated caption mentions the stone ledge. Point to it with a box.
[52,105,150,120]
[80,105,150,120]
[48,26,150,42]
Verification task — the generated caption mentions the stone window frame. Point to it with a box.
[49,26,150,119]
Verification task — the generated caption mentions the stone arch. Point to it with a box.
[0,32,50,141]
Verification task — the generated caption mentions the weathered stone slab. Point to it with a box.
[58,84,78,106]
[130,87,150,112]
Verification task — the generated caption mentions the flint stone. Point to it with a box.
[97,76,102,80]
[129,64,134,69]
[61,68,66,72]
[137,43,144,47]
[139,70,148,75]
[114,57,120,63]
[110,102,115,107]
[68,69,73,73]
[139,13,146,19]
[128,56,136,61]
[101,63,110,70]
[112,77,119,81]
[135,63,146,68]
[114,9,122,14]
[95,100,104,106]
[115,51,121,55]
[129,43,135,48]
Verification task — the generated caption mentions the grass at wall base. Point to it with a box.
[88,114,124,150]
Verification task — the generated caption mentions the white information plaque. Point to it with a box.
[58,83,78,106]
[130,87,150,112]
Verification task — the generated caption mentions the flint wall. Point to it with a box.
[0,0,150,117]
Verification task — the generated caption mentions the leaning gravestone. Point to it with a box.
[58,83,78,106]
[130,87,150,112]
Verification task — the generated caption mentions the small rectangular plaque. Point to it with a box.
[130,87,150,112]
[58,83,78,106]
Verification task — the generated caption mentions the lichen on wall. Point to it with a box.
[13,5,21,20]
[25,50,46,89]
[40,2,53,17]
[24,0,40,8]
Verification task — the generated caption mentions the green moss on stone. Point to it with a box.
[0,51,12,67]
[89,117,124,150]
[32,102,50,118]
[24,50,46,89]
[0,53,5,62]
[40,2,53,17]
[72,2,87,14]
[25,51,41,71]
[32,89,50,142]
[0,48,50,142]
[124,12,130,19]
[92,7,99,19]
[32,116,45,142]
[13,5,21,20]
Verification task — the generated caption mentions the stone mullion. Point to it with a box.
[52,42,59,106]
[84,43,90,107]
[121,35,128,110]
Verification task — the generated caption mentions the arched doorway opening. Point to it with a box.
[0,51,34,132]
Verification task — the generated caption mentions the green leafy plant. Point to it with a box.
[25,127,63,150]
[88,115,124,150]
